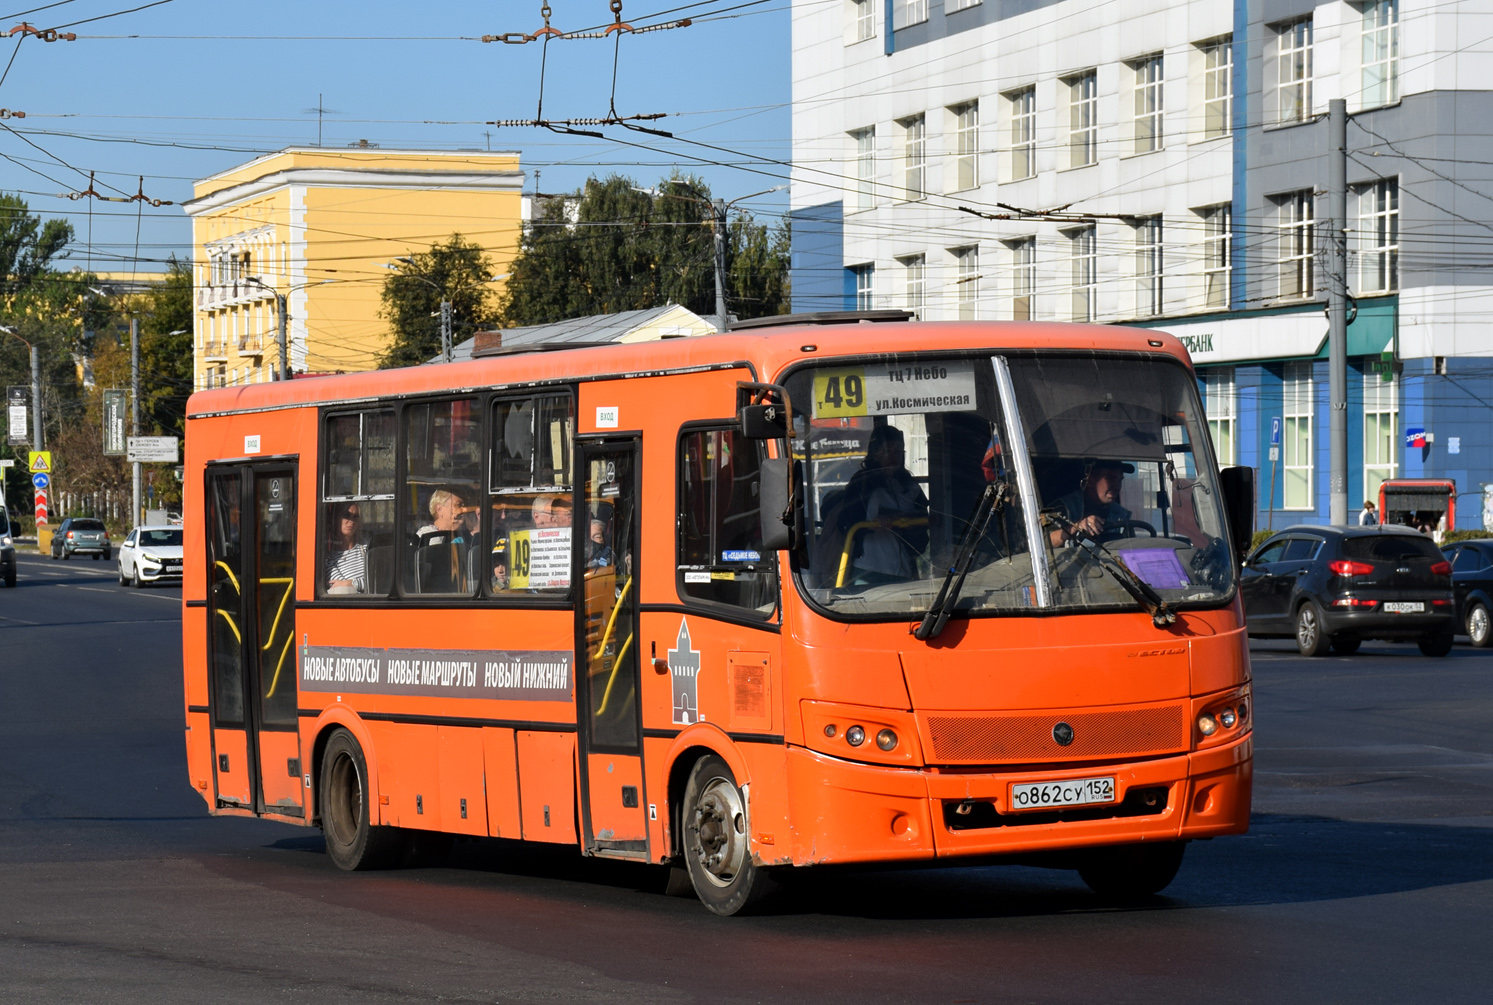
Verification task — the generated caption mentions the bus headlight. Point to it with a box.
[845,725,865,747]
[1197,714,1219,737]
[875,728,897,751]
[1219,708,1237,729]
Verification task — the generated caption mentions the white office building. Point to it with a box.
[789,0,1493,527]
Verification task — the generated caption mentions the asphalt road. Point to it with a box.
[2,550,1491,1003]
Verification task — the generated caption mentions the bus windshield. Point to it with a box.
[787,353,1236,620]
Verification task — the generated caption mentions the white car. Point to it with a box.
[118,525,184,587]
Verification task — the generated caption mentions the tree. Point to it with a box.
[0,193,72,295]
[377,235,501,369]
[497,174,791,328]
[137,258,194,440]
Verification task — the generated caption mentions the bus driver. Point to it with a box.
[1048,458,1133,546]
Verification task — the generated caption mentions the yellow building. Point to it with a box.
[183,148,524,388]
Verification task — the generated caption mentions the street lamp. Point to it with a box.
[380,262,507,364]
[631,183,787,332]
[243,276,336,380]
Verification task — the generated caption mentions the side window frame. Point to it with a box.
[674,419,780,622]
[318,406,399,600]
[398,395,487,600]
[486,388,577,603]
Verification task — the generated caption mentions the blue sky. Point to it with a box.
[0,0,793,275]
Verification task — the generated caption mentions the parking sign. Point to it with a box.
[1270,416,1282,446]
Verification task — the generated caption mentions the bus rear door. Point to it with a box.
[205,464,304,818]
[574,437,649,858]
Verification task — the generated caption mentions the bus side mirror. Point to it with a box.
[758,456,797,552]
[1219,465,1255,559]
[739,403,787,439]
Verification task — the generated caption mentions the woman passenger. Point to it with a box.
[326,502,367,593]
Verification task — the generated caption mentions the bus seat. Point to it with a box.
[365,545,393,595]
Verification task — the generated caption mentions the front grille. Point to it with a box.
[925,704,1187,764]
[943,785,1170,831]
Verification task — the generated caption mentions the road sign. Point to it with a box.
[1269,446,1280,462]
[127,436,179,463]
[28,450,50,474]
[1270,417,1282,447]
[8,385,27,443]
[32,472,49,490]
[102,389,127,456]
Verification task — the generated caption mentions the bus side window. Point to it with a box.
[320,409,396,598]
[489,393,573,597]
[677,426,778,617]
[402,398,483,597]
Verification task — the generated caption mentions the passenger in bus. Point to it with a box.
[414,488,476,592]
[587,518,615,569]
[843,424,929,584]
[1048,458,1133,546]
[326,502,368,594]
[531,493,573,528]
[417,489,471,543]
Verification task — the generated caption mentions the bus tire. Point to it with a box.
[681,753,767,916]
[319,728,402,871]
[1077,840,1186,900]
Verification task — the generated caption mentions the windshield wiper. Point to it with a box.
[914,480,1012,641]
[1044,511,1177,629]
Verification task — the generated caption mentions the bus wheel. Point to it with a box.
[1077,840,1186,900]
[319,728,402,871]
[682,754,766,916]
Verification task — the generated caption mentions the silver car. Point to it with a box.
[117,526,184,587]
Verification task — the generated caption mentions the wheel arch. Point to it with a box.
[308,709,380,828]
[662,724,751,858]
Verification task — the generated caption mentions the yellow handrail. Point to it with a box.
[835,517,930,587]
[594,632,634,716]
[214,608,241,644]
[259,577,295,653]
[593,575,634,660]
[265,631,295,699]
[214,560,240,594]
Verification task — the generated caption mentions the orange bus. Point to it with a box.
[181,316,1256,914]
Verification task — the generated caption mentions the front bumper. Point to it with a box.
[136,562,182,581]
[776,731,1251,866]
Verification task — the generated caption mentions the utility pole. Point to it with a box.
[276,292,289,381]
[29,344,42,452]
[712,198,728,333]
[1327,98,1349,526]
[130,316,140,526]
[440,299,453,363]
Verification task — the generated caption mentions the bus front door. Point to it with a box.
[205,465,303,818]
[575,439,649,859]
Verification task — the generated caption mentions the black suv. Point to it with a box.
[51,517,111,560]
[1242,525,1455,656]
[1441,539,1493,648]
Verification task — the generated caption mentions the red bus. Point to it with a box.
[181,316,1255,914]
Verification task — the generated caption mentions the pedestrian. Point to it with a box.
[1359,500,1378,526]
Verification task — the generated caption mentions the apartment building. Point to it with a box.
[184,148,525,389]
[790,1,1493,527]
